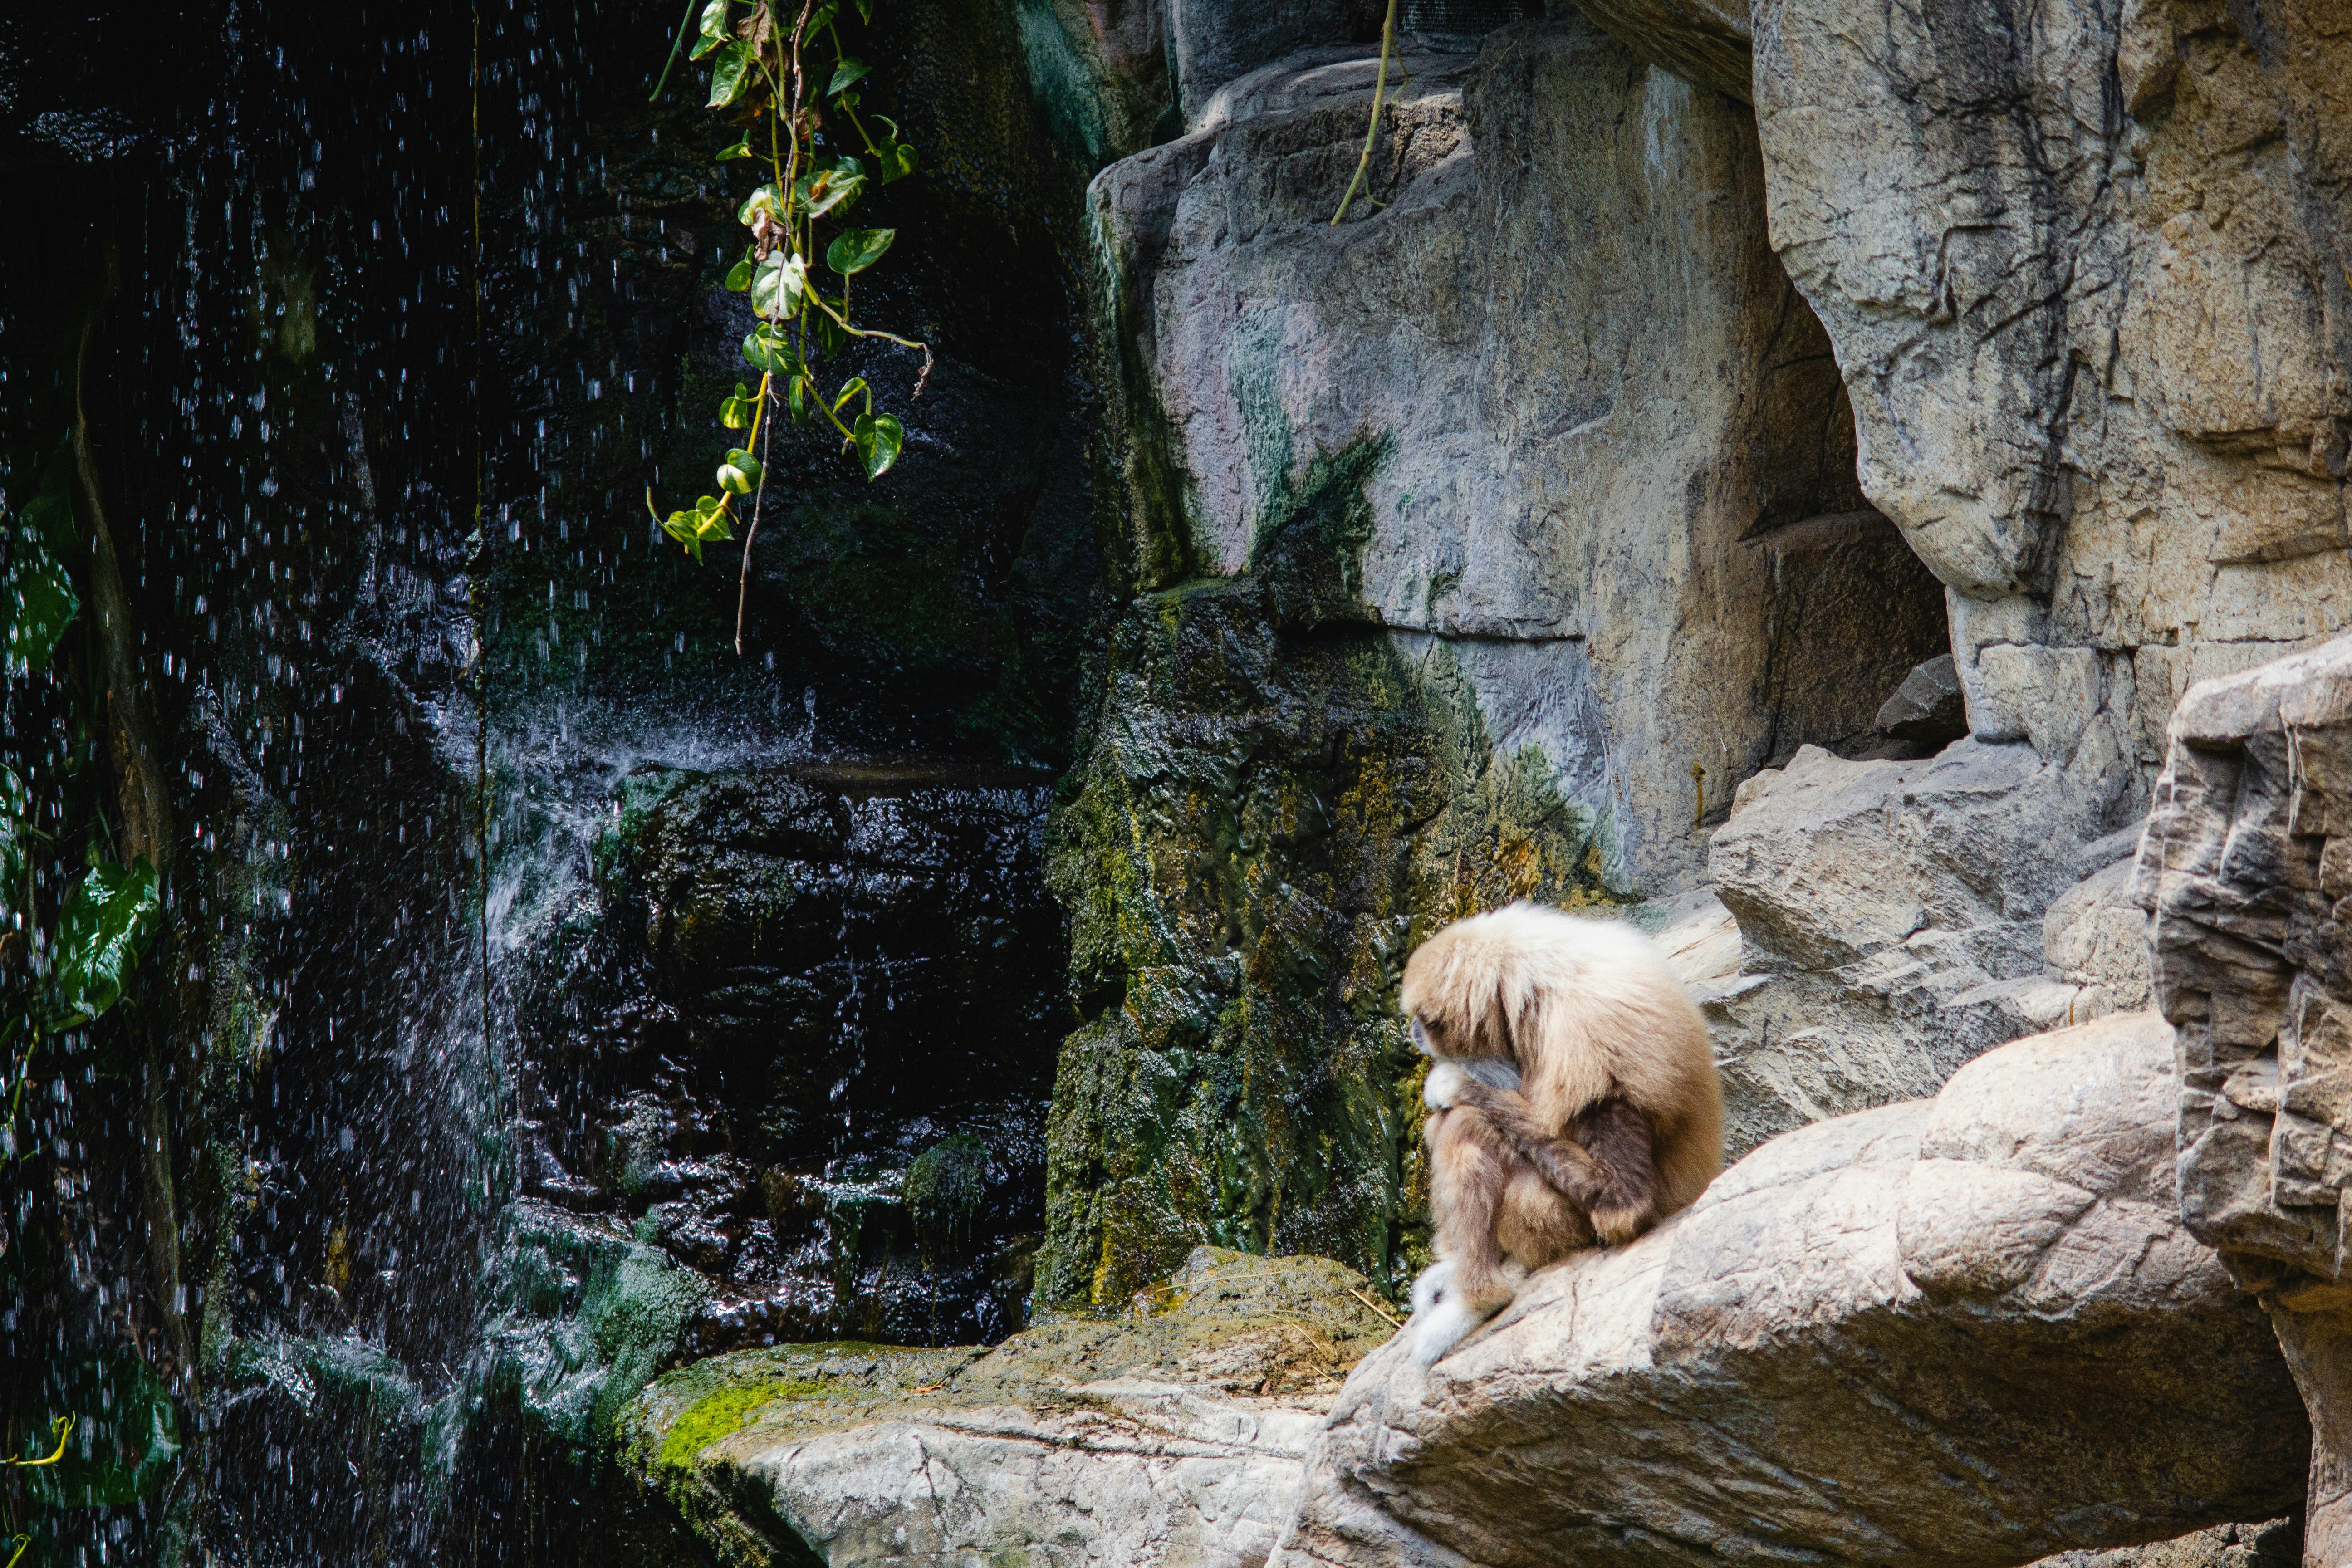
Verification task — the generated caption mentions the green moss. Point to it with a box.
[657,1379,828,1470]
[1039,437,1622,1307]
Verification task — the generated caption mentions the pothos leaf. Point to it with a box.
[828,57,869,96]
[851,412,904,480]
[49,858,160,1029]
[3,529,79,678]
[692,0,731,56]
[798,156,866,218]
[751,252,808,319]
[708,39,755,107]
[717,449,763,494]
[0,764,28,923]
[723,255,755,291]
[737,184,784,226]
[854,0,875,24]
[831,376,871,417]
[662,495,736,562]
[719,382,757,428]
[742,323,801,374]
[715,135,755,161]
[875,140,918,184]
[825,227,894,274]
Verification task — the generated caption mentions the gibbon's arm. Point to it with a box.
[1447,1078,1656,1220]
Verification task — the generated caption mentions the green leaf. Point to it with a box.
[789,375,809,423]
[737,184,784,226]
[825,227,895,274]
[716,136,754,161]
[719,382,757,429]
[0,764,28,922]
[692,0,730,54]
[723,255,755,291]
[809,1,839,34]
[875,140,918,184]
[828,57,869,96]
[751,253,808,319]
[831,376,871,416]
[851,412,904,480]
[854,0,875,24]
[717,449,763,494]
[3,531,79,678]
[17,1350,180,1509]
[741,323,802,375]
[708,39,754,107]
[49,858,159,1029]
[798,156,867,218]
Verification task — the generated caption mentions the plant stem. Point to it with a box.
[648,0,703,101]
[1330,0,1398,226]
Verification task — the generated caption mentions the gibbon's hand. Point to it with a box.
[1422,1060,1468,1111]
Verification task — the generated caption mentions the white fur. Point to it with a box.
[1410,1292,1482,1364]
[1422,1060,1467,1111]
[1409,1257,1455,1317]
[1406,1257,1488,1364]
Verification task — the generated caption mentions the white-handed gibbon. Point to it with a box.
[1400,901,1723,1362]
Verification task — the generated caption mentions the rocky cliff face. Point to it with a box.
[1752,0,2352,800]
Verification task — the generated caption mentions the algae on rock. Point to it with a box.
[1039,460,1618,1304]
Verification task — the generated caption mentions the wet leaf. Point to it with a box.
[50,858,159,1029]
[798,156,866,217]
[830,376,870,416]
[828,57,868,96]
[741,323,802,375]
[708,39,755,107]
[750,252,807,319]
[17,1350,180,1509]
[691,0,730,58]
[875,140,918,184]
[851,412,904,479]
[3,533,79,678]
[825,227,894,274]
[0,764,27,921]
[717,449,763,494]
[736,183,784,226]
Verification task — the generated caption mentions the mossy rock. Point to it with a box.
[620,1245,1396,1565]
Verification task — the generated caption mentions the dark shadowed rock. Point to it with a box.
[1876,653,1969,745]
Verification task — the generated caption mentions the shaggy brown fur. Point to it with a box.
[1401,902,1723,1357]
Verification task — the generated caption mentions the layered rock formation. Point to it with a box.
[1276,1013,2306,1568]
[2138,637,2352,1563]
[1751,0,2352,805]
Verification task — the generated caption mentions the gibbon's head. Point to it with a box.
[1399,901,1660,1070]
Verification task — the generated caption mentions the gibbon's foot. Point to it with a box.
[1422,1060,1468,1112]
[1410,1257,1455,1318]
[1407,1258,1495,1365]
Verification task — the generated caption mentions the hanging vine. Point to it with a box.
[645,0,934,652]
